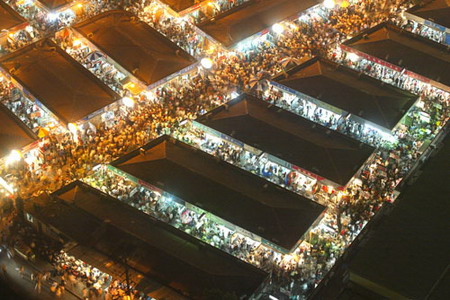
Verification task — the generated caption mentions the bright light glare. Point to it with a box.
[68,123,78,133]
[47,13,59,21]
[72,39,82,47]
[200,58,213,69]
[272,23,284,34]
[122,97,135,108]
[323,0,335,9]
[6,150,21,165]
[348,52,359,62]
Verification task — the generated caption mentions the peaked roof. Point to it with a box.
[0,39,120,124]
[160,0,197,12]
[112,136,325,251]
[199,0,319,47]
[37,0,71,10]
[0,104,37,158]
[74,10,195,86]
[408,0,450,28]
[37,181,267,298]
[349,128,450,299]
[198,94,374,186]
[0,0,25,31]
[344,23,450,87]
[274,57,417,129]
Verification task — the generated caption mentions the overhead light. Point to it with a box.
[200,58,213,69]
[47,12,59,21]
[68,123,78,133]
[323,0,335,9]
[122,97,135,108]
[5,150,22,165]
[272,23,284,34]
[348,52,359,62]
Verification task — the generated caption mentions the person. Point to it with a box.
[19,265,25,279]
[35,273,42,294]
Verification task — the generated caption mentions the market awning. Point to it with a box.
[34,181,268,298]
[112,135,326,251]
[0,104,37,158]
[408,0,450,29]
[0,39,120,124]
[74,10,196,86]
[198,0,320,47]
[198,94,374,187]
[274,57,418,130]
[0,1,26,31]
[344,22,450,87]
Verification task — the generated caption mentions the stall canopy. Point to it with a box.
[0,1,25,31]
[274,57,418,130]
[198,0,319,47]
[348,131,450,299]
[0,39,120,124]
[37,0,71,10]
[0,104,37,158]
[408,0,450,29]
[112,135,326,251]
[160,0,197,13]
[26,181,267,298]
[199,94,374,187]
[75,10,196,86]
[344,23,450,87]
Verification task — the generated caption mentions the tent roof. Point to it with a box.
[160,0,197,12]
[408,0,450,28]
[0,39,120,124]
[37,0,71,10]
[344,23,450,87]
[112,136,325,251]
[0,104,37,158]
[274,57,417,129]
[199,94,374,186]
[0,1,25,31]
[28,181,267,298]
[199,0,319,47]
[74,10,195,86]
[349,130,450,299]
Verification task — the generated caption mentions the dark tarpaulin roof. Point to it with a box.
[349,130,450,299]
[0,1,25,31]
[160,0,197,12]
[112,136,325,251]
[75,10,195,86]
[42,181,266,298]
[408,0,450,29]
[38,0,71,10]
[274,57,417,129]
[0,39,120,124]
[344,23,450,87]
[24,193,188,299]
[199,0,319,47]
[0,104,37,157]
[199,94,374,186]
